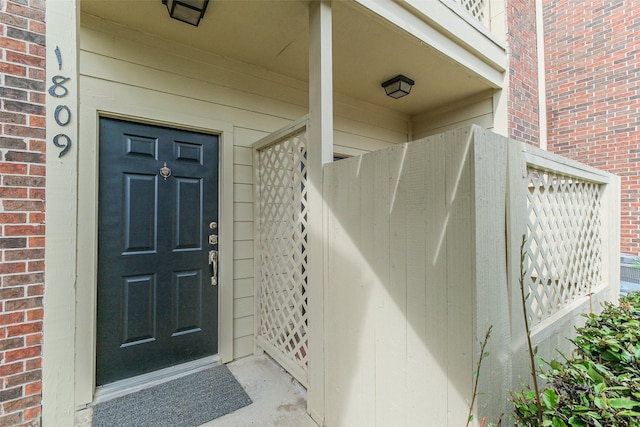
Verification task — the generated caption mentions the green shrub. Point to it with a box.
[511,293,640,427]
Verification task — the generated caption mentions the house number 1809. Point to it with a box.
[48,47,72,157]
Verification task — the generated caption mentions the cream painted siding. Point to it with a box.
[231,129,261,358]
[77,13,407,370]
[412,94,495,139]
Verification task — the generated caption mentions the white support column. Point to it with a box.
[308,0,333,424]
[43,0,80,424]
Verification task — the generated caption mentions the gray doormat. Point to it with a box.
[92,365,252,427]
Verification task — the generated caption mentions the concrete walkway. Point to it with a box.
[201,354,318,427]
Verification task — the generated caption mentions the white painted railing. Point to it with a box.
[505,139,619,412]
[522,158,604,326]
[453,0,486,23]
[253,118,309,387]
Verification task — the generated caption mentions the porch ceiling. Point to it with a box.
[80,0,498,116]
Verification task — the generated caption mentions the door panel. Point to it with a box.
[175,177,202,250]
[123,173,157,253]
[121,274,156,346]
[97,118,219,386]
[173,270,203,334]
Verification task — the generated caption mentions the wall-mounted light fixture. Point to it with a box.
[381,75,415,99]
[162,0,210,26]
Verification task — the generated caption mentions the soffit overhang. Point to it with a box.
[80,0,506,116]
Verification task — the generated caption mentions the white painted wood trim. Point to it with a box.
[529,285,608,338]
[307,1,333,423]
[535,0,548,150]
[252,145,262,357]
[471,127,512,419]
[251,115,309,151]
[43,0,80,424]
[255,336,308,388]
[522,150,611,184]
[505,139,530,390]
[600,172,621,299]
[219,125,235,364]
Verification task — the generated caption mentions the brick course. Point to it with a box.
[544,0,640,255]
[0,0,45,425]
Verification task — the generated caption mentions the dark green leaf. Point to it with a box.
[552,416,568,427]
[542,389,559,409]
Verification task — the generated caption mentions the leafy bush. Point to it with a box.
[512,293,640,426]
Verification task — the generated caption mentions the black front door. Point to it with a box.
[96,118,219,386]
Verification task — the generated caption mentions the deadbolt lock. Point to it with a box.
[209,234,218,246]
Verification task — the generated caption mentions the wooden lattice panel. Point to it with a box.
[524,167,602,325]
[454,0,485,22]
[256,131,309,381]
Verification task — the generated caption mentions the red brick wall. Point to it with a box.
[544,0,640,255]
[507,0,540,146]
[0,0,45,425]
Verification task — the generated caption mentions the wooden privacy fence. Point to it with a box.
[323,126,619,426]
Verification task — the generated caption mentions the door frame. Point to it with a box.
[75,88,234,408]
[95,118,222,387]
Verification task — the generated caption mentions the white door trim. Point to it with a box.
[74,80,234,409]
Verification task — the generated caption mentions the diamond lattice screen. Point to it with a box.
[524,167,603,326]
[454,0,485,22]
[256,131,309,378]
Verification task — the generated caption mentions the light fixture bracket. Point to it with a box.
[162,0,209,26]
[381,74,415,99]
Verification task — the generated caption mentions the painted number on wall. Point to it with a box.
[49,46,72,157]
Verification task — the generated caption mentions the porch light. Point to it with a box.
[381,75,415,99]
[162,0,209,26]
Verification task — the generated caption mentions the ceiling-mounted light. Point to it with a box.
[162,0,209,26]
[381,75,415,99]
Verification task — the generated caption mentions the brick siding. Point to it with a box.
[507,0,540,146]
[0,0,45,425]
[544,0,640,255]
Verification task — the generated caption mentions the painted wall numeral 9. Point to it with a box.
[49,46,72,158]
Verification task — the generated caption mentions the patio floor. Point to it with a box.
[201,354,317,427]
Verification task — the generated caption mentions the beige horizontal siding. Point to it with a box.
[412,94,495,139]
[233,278,254,299]
[233,222,253,241]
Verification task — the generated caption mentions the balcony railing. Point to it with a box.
[453,0,486,24]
